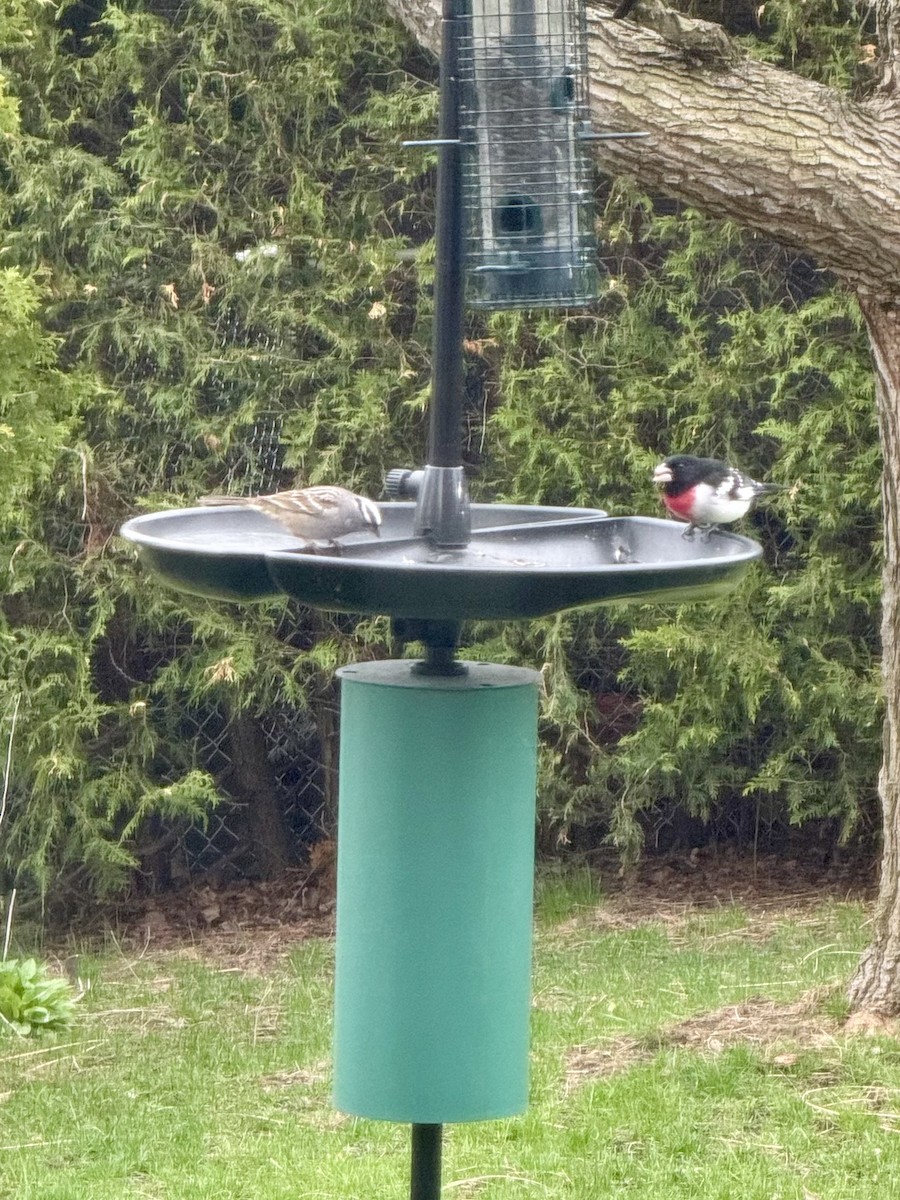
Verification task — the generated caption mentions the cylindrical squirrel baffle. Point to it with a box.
[332,660,540,1123]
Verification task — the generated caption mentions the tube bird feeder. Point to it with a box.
[458,0,599,308]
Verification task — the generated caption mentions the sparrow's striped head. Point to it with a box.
[295,485,382,533]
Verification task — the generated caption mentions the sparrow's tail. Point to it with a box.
[197,494,251,507]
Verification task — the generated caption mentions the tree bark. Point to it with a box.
[582,6,900,299]
[315,695,340,832]
[226,709,291,879]
[383,0,900,1013]
[873,0,900,94]
[849,298,900,1015]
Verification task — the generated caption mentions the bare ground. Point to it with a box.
[582,843,874,930]
[89,845,874,982]
[565,989,843,1088]
[555,848,884,1085]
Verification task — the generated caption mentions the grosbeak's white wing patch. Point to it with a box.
[696,476,756,524]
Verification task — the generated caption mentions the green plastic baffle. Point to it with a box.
[333,659,540,1123]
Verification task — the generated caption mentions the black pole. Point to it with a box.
[427,0,465,469]
[413,0,471,547]
[410,1123,443,1200]
[399,27,471,1199]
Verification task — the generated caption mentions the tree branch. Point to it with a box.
[383,0,900,301]
[383,0,441,55]
[583,5,900,297]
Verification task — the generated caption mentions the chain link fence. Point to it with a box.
[171,700,333,882]
[148,316,337,885]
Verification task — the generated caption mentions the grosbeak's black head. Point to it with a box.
[652,455,730,494]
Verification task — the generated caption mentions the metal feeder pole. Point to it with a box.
[413,3,464,1176]
[413,0,471,550]
[429,0,465,468]
[411,1123,442,1200]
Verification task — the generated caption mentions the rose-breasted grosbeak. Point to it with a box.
[199,484,382,552]
[652,454,779,538]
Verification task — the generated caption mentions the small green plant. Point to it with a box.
[0,957,75,1036]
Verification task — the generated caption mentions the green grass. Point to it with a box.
[0,882,895,1199]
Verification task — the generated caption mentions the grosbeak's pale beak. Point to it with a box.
[199,485,381,552]
[652,454,779,538]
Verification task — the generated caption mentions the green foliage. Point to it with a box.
[739,0,875,91]
[0,0,437,901]
[0,0,885,900]
[0,268,82,508]
[468,178,879,855]
[0,957,75,1036]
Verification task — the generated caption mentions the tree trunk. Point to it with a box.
[849,298,900,1015]
[226,709,291,879]
[382,0,900,1014]
[583,8,900,301]
[315,694,340,832]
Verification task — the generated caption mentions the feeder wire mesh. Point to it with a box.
[458,0,599,310]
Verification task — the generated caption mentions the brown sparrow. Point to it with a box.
[199,485,382,551]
